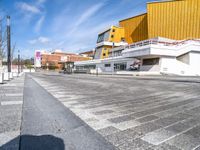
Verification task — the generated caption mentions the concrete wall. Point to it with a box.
[189,52,200,75]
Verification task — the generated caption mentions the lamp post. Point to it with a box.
[7,16,11,73]
[112,42,114,75]
[18,50,20,74]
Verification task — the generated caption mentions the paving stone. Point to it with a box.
[105,129,141,146]
[141,129,176,145]
[118,138,153,150]
[184,125,200,139]
[149,143,181,150]
[154,113,191,127]
[130,122,162,136]
[165,122,192,133]
[136,115,159,123]
[166,134,200,150]
[133,99,196,118]
[113,120,140,130]
[108,114,135,123]
[97,126,120,136]
[93,110,114,115]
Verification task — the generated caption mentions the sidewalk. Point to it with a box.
[0,75,25,149]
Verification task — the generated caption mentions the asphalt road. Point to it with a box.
[20,75,116,150]
[30,72,200,150]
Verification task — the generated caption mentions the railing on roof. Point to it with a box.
[107,38,200,58]
[124,39,200,50]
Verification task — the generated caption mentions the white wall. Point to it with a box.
[189,52,200,75]
[160,56,200,76]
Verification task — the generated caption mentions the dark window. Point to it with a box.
[105,64,111,67]
[97,33,104,43]
[114,63,127,71]
[121,37,125,42]
[143,58,159,65]
[111,35,114,38]
[103,53,106,56]
[112,29,115,32]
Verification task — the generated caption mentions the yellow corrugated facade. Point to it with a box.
[119,0,200,44]
[119,14,148,44]
[108,26,125,43]
[147,0,200,40]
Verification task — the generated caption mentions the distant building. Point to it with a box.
[79,50,95,58]
[35,50,92,70]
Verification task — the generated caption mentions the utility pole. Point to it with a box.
[7,16,11,72]
[112,42,114,75]
[0,16,2,68]
[18,50,20,74]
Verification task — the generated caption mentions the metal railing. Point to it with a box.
[125,38,200,49]
[108,38,200,57]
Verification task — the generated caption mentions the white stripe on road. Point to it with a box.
[1,101,23,105]
[5,93,23,97]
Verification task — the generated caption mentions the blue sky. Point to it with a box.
[0,0,156,58]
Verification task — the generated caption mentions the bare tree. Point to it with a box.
[0,16,6,67]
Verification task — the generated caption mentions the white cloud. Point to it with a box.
[68,2,105,34]
[75,3,104,27]
[35,15,45,32]
[16,2,41,14]
[29,36,50,44]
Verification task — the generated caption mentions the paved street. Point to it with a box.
[1,72,200,150]
[0,75,24,149]
[31,73,200,150]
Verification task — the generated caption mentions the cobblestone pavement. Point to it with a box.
[31,72,200,150]
[0,75,24,149]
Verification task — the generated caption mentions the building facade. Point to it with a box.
[94,26,127,59]
[74,0,200,76]
[120,0,200,44]
[39,50,92,70]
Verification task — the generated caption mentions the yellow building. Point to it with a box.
[119,0,200,44]
[94,26,126,59]
[119,13,148,43]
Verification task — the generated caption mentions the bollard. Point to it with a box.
[3,72,9,81]
[9,72,13,80]
[13,72,18,77]
[0,73,4,84]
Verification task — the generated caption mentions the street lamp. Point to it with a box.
[18,50,20,74]
[112,42,114,75]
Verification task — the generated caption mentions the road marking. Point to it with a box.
[1,101,23,105]
[5,93,23,97]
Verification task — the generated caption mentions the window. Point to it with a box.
[97,34,104,43]
[97,30,110,43]
[103,53,106,56]
[111,35,114,38]
[112,29,115,32]
[121,37,125,42]
[143,58,159,65]
[114,63,127,71]
[105,64,111,67]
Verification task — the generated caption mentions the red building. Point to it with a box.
[41,50,92,70]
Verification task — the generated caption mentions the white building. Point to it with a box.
[75,37,200,76]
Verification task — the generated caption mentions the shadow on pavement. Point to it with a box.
[0,135,65,150]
